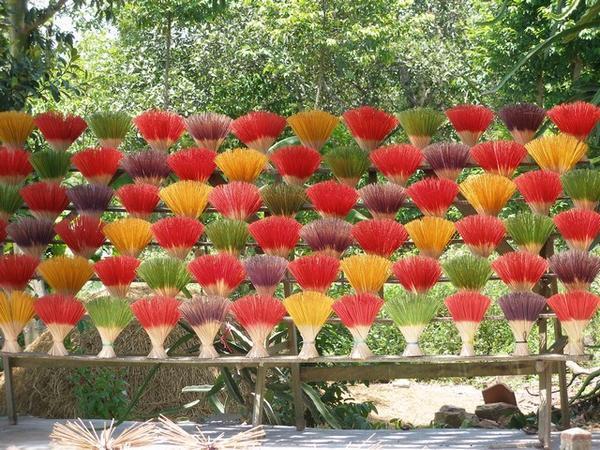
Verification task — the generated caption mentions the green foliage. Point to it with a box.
[69,368,129,419]
[443,254,492,292]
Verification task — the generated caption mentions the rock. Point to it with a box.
[561,427,592,450]
[482,383,517,406]
[477,419,500,429]
[434,405,467,428]
[461,413,480,428]
[475,402,520,422]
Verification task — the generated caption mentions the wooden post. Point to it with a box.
[251,364,267,427]
[3,354,17,425]
[537,360,553,449]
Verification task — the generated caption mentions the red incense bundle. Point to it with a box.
[167,147,216,182]
[514,170,562,215]
[34,112,87,152]
[151,216,204,259]
[422,143,470,181]
[288,254,340,293]
[306,180,358,218]
[55,216,105,259]
[359,183,406,220]
[498,103,546,145]
[270,146,322,185]
[445,104,494,146]
[547,101,600,141]
[300,218,353,258]
[0,254,39,293]
[248,216,301,257]
[392,256,441,294]
[231,294,286,357]
[71,147,123,185]
[34,294,85,356]
[133,110,185,152]
[185,112,232,151]
[0,148,32,184]
[94,256,140,297]
[455,215,506,257]
[444,292,491,356]
[231,111,287,153]
[369,144,423,186]
[342,106,398,152]
[116,183,160,220]
[470,141,527,178]
[0,219,6,244]
[351,219,408,257]
[406,177,458,217]
[180,295,231,358]
[492,251,548,292]
[554,209,600,251]
[549,250,600,292]
[131,296,181,358]
[208,181,262,221]
[188,253,245,297]
[20,181,69,222]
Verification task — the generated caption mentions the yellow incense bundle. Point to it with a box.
[103,217,153,257]
[287,110,339,151]
[525,134,588,174]
[340,254,391,294]
[37,256,94,295]
[459,173,516,216]
[0,291,35,352]
[405,217,455,259]
[159,181,212,218]
[0,111,35,150]
[215,148,268,183]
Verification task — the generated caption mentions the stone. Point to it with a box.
[482,383,517,406]
[477,419,500,429]
[475,402,520,421]
[461,413,480,428]
[561,427,592,450]
[434,405,466,428]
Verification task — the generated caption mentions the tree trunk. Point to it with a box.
[8,0,27,59]
[163,15,172,110]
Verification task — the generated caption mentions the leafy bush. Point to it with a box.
[69,368,129,419]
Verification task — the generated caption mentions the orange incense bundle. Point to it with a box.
[133,110,185,152]
[525,134,588,174]
[514,170,562,215]
[342,106,398,152]
[547,101,600,141]
[470,141,527,178]
[37,255,93,295]
[369,144,423,186]
[188,253,245,297]
[94,256,140,297]
[549,250,600,292]
[167,147,216,182]
[208,181,262,221]
[288,254,340,293]
[0,291,35,352]
[0,254,39,293]
[492,251,548,292]
[392,256,441,294]
[359,183,406,220]
[0,111,35,150]
[185,112,232,151]
[231,111,286,153]
[71,147,122,185]
[215,148,268,183]
[55,216,105,259]
[243,255,288,296]
[160,181,212,219]
[498,103,546,145]
[459,173,516,216]
[270,145,322,185]
[406,177,458,217]
[300,218,353,258]
[116,183,160,220]
[445,104,494,146]
[351,219,408,257]
[340,254,391,294]
[231,294,286,357]
[0,148,32,184]
[180,295,231,358]
[151,216,204,259]
[444,292,491,356]
[422,143,470,181]
[34,112,87,152]
[306,180,358,218]
[34,294,85,356]
[287,110,338,151]
[405,216,455,259]
[455,215,505,257]
[20,181,69,221]
[554,209,600,252]
[103,217,153,257]
[548,291,600,355]
[131,296,181,358]
[7,217,55,258]
[248,216,301,257]
[333,293,384,359]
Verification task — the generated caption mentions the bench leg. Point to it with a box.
[3,354,17,425]
[251,365,266,427]
[291,363,305,431]
[558,361,570,429]
[537,362,552,449]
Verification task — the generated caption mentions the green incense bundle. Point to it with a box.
[443,254,492,292]
[397,107,445,149]
[505,212,554,255]
[85,297,133,358]
[323,146,370,187]
[87,111,132,148]
[561,169,600,211]
[205,219,249,256]
[260,184,307,217]
[0,184,23,222]
[30,150,71,182]
[137,257,191,298]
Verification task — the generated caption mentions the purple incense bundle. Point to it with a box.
[300,218,353,259]
[7,217,55,258]
[179,295,231,358]
[185,112,232,152]
[497,103,546,145]
[243,255,288,297]
[549,250,600,292]
[359,183,406,220]
[67,184,114,219]
[422,143,470,181]
[497,292,547,356]
[121,150,171,186]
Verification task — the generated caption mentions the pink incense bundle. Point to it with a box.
[300,218,353,258]
[270,145,322,185]
[445,104,494,146]
[554,209,600,251]
[188,253,245,297]
[351,219,408,257]
[444,292,491,356]
[342,106,398,152]
[94,256,140,297]
[180,295,231,358]
[185,112,232,151]
[20,181,69,222]
[7,217,55,258]
[131,296,181,358]
[55,215,105,259]
[34,294,85,356]
[306,181,358,218]
[547,101,600,141]
[34,112,87,152]
[121,150,171,186]
[422,143,470,181]
[0,148,32,184]
[151,216,204,259]
[514,170,562,216]
[248,216,301,257]
[133,110,185,152]
[243,255,288,296]
[288,254,340,293]
[492,251,548,292]
[231,294,286,357]
[359,183,406,220]
[0,254,39,293]
[406,177,458,217]
[392,256,441,294]
[549,250,600,292]
[333,293,384,359]
[167,147,216,182]
[369,144,423,186]
[72,147,123,185]
[470,141,527,178]
[67,184,114,219]
[548,291,600,355]
[231,111,287,153]
[455,215,506,257]
[116,183,160,220]
[208,181,262,221]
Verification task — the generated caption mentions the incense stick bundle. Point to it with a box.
[72,147,122,185]
[323,146,370,187]
[160,181,212,219]
[102,217,152,257]
[35,294,85,356]
[0,184,23,222]
[359,183,406,220]
[67,184,114,219]
[392,256,441,294]
[459,173,516,216]
[342,106,398,152]
[34,112,87,152]
[455,215,505,257]
[0,148,32,184]
[547,101,600,141]
[38,256,93,295]
[87,111,131,148]
[0,254,39,293]
[138,257,190,297]
[554,209,600,251]
[492,251,548,292]
[19,181,68,222]
[549,250,600,292]
[116,183,160,220]
[185,112,232,151]
[151,216,204,259]
[505,212,554,254]
[133,110,185,152]
[167,147,217,182]
[514,170,562,215]
[561,168,600,211]
[422,143,470,181]
[470,141,527,177]
[231,111,286,153]
[188,253,245,297]
[369,144,423,186]
[0,291,35,352]
[248,216,301,258]
[29,150,71,182]
[300,218,353,258]
[287,110,338,151]
[205,219,249,256]
[407,177,458,217]
[215,148,268,183]
[86,296,133,358]
[288,254,340,293]
[180,295,231,358]
[94,255,140,297]
[269,145,322,185]
[443,254,492,292]
[525,134,588,174]
[351,218,408,257]
[340,254,391,294]
[131,296,181,358]
[121,150,171,186]
[209,181,262,221]
[7,217,55,258]
[498,103,545,145]
[260,183,307,217]
[243,255,288,297]
[445,292,491,356]
[50,418,156,449]
[55,215,105,259]
[0,111,35,150]
[0,219,6,244]
[307,180,358,218]
[404,216,455,259]
[397,107,445,149]
[445,104,494,146]
[498,292,547,356]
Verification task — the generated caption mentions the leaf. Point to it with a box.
[221,367,246,405]
[301,383,342,429]
[182,385,214,393]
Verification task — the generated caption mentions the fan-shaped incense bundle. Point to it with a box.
[86,296,133,358]
[554,209,600,251]
[209,181,261,221]
[0,148,32,184]
[0,219,6,244]
[392,256,441,294]
[333,293,384,359]
[270,145,321,185]
[151,216,204,259]
[445,104,494,147]
[0,254,39,293]
[216,148,268,183]
[359,183,406,220]
[138,257,190,297]
[283,291,334,358]
[29,150,71,182]
[72,147,122,185]
[67,184,114,219]
[340,254,391,294]
[167,147,217,182]
[505,212,554,254]
[498,292,547,356]
[38,256,93,295]
[7,217,55,258]
[188,253,245,297]
[94,255,140,298]
[492,251,547,292]
[231,111,287,153]
[342,106,398,152]
[55,216,105,259]
[514,170,562,215]
[160,181,212,219]
[407,177,458,217]
[422,143,470,181]
[248,216,301,257]
[0,111,35,150]
[301,218,353,258]
[0,184,23,221]
[185,112,232,151]
[351,219,408,257]
[121,150,170,186]
[288,254,340,293]
[20,181,68,222]
[459,173,516,216]
[34,112,87,152]
[455,215,505,257]
[231,294,286,357]
[34,294,85,356]
[205,219,249,255]
[133,110,185,152]
[562,169,600,211]
[369,144,423,186]
[287,110,338,151]
[307,180,358,219]
[103,217,153,257]
[470,141,527,177]
[324,146,370,187]
[243,255,288,297]
[116,183,159,220]
[548,291,600,355]
[445,292,491,356]
[443,254,492,292]
[525,134,587,174]
[0,291,35,352]
[549,250,600,292]
[385,292,440,356]
[260,183,307,217]
[397,108,445,149]
[87,111,131,148]
[180,295,231,358]
[131,296,181,358]
[547,101,600,141]
[404,216,455,259]
[498,103,546,145]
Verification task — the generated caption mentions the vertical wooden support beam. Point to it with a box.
[3,354,17,425]
[537,361,553,449]
[252,364,267,427]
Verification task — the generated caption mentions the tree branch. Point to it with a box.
[24,0,70,34]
